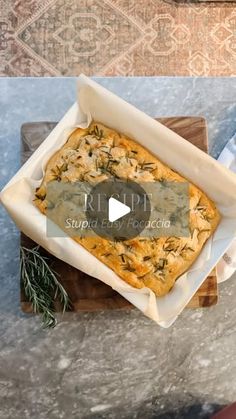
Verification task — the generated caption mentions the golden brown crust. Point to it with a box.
[34,122,221,297]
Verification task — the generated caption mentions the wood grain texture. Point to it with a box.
[20,117,218,313]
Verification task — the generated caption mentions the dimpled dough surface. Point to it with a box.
[34,122,220,297]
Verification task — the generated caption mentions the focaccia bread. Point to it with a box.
[34,122,220,297]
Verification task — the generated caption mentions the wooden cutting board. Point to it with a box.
[20,117,218,313]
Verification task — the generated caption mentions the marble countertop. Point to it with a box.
[0,77,236,419]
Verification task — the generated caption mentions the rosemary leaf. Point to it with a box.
[20,246,70,328]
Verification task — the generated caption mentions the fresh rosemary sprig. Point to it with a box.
[20,246,70,329]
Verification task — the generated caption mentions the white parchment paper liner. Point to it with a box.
[1,74,236,327]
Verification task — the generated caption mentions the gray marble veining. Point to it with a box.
[0,77,236,419]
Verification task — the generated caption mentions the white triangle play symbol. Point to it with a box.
[108,197,131,222]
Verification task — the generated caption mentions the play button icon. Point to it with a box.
[108,197,131,222]
[85,179,151,240]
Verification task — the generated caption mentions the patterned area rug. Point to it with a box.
[0,0,235,76]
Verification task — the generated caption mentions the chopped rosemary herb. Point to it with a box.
[123,264,136,273]
[89,125,104,140]
[154,258,167,272]
[35,188,46,200]
[184,247,195,252]
[51,162,68,181]
[120,254,135,272]
[60,162,68,172]
[119,254,126,263]
[140,161,156,171]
